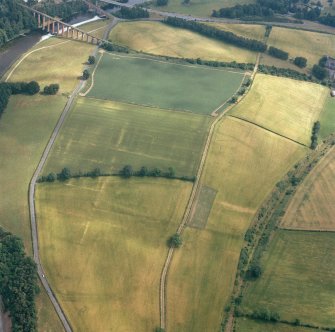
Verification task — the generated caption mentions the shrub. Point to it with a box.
[156,0,168,5]
[268,46,289,60]
[46,172,56,182]
[120,165,133,178]
[43,83,59,95]
[88,55,96,64]
[312,64,327,80]
[246,264,262,279]
[57,167,71,181]
[82,69,90,80]
[167,233,182,248]
[293,56,307,68]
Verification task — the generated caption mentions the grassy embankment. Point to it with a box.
[165,74,327,331]
[0,20,109,331]
[109,21,259,63]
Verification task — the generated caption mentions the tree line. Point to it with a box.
[164,17,267,52]
[0,228,39,332]
[116,6,149,19]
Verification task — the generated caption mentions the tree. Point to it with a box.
[268,46,289,60]
[82,69,90,80]
[156,0,168,6]
[43,83,59,95]
[26,81,40,95]
[58,167,71,181]
[138,166,149,177]
[88,55,96,64]
[46,172,56,182]
[120,165,133,178]
[312,64,327,80]
[166,167,175,178]
[293,56,307,68]
[246,264,262,279]
[167,233,182,248]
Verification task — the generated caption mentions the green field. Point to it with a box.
[43,97,211,177]
[241,230,335,328]
[151,0,254,17]
[235,317,320,332]
[319,95,335,139]
[36,177,191,331]
[109,21,258,63]
[167,116,306,331]
[87,53,245,114]
[231,74,328,145]
[267,27,335,68]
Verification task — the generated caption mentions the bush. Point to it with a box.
[43,83,59,95]
[46,172,56,182]
[82,69,90,80]
[26,81,40,95]
[246,264,262,279]
[88,55,96,64]
[268,46,289,60]
[120,165,133,178]
[167,233,182,248]
[57,167,71,181]
[312,64,327,80]
[293,56,307,68]
[118,6,149,19]
[156,0,168,5]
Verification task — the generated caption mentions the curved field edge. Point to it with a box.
[36,177,192,331]
[109,21,258,64]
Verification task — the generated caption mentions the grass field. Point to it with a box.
[43,97,211,177]
[151,0,254,17]
[267,27,335,68]
[167,116,306,331]
[109,21,258,63]
[87,53,245,114]
[281,147,335,231]
[36,177,191,331]
[241,230,335,328]
[231,74,328,146]
[319,94,335,139]
[235,317,320,332]
[206,22,265,40]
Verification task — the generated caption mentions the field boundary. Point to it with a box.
[228,115,308,147]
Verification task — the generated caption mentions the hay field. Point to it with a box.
[206,22,265,40]
[235,317,320,332]
[267,27,335,67]
[281,147,335,231]
[231,74,328,145]
[167,116,306,332]
[87,53,245,114]
[319,95,335,139]
[241,230,335,328]
[109,21,258,63]
[43,97,211,177]
[151,0,254,17]
[36,177,191,332]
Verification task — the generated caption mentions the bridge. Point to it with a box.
[20,3,110,45]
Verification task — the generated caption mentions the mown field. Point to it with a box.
[267,27,335,68]
[109,21,258,63]
[88,53,245,114]
[151,0,254,17]
[241,230,335,328]
[43,97,211,177]
[36,177,191,332]
[206,22,265,40]
[235,317,320,332]
[319,94,335,139]
[230,74,327,145]
[167,115,306,331]
[281,147,335,231]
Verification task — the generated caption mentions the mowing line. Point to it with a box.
[228,115,308,148]
[159,53,261,330]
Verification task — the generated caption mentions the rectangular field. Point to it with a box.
[87,53,245,115]
[241,230,335,328]
[36,177,192,332]
[281,147,335,231]
[167,116,306,332]
[43,97,211,177]
[109,21,258,64]
[231,74,328,146]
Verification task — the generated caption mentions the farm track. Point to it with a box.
[159,53,261,330]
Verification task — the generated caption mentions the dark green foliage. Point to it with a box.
[0,228,39,332]
[311,121,321,149]
[166,167,175,178]
[57,167,71,181]
[164,17,267,52]
[268,46,289,60]
[82,69,90,80]
[319,14,335,27]
[0,83,12,118]
[120,165,133,178]
[138,166,149,177]
[118,6,149,19]
[312,64,328,80]
[43,83,59,95]
[293,56,307,68]
[155,328,165,332]
[264,25,272,37]
[167,233,182,248]
[46,172,56,182]
[246,264,262,279]
[156,0,168,6]
[230,96,238,103]
[88,55,96,65]
[319,56,327,67]
[26,81,40,95]
[250,308,280,322]
[100,41,129,53]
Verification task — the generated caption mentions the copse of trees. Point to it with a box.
[164,17,267,52]
[118,6,149,19]
[43,83,59,95]
[293,56,307,68]
[0,228,39,332]
[268,46,289,60]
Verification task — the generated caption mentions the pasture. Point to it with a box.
[109,21,258,63]
[281,147,335,231]
[87,53,245,114]
[167,116,306,331]
[36,177,191,332]
[319,94,335,139]
[241,230,335,328]
[231,74,328,146]
[267,27,335,68]
[151,0,254,17]
[43,97,211,177]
